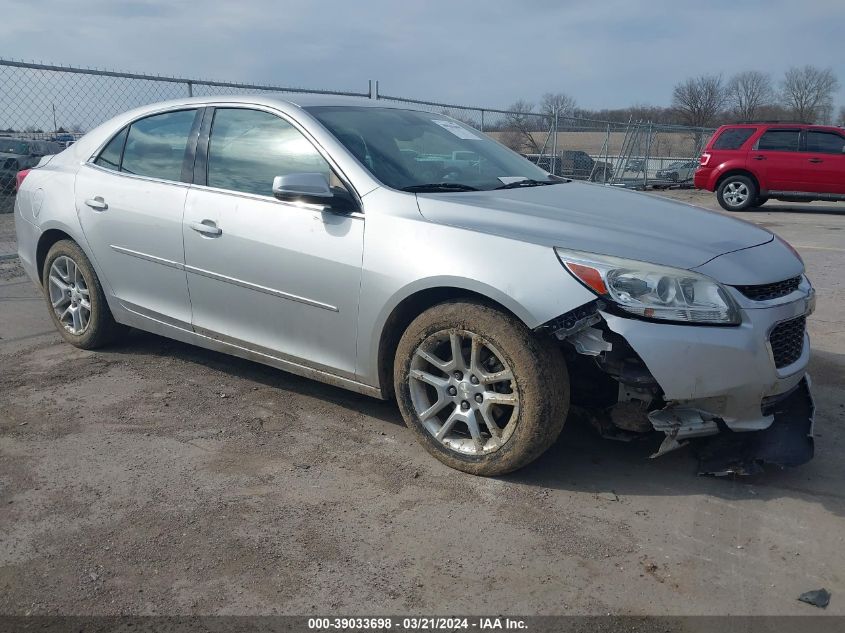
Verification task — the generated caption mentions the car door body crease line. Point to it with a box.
[108,245,338,312]
[184,264,339,312]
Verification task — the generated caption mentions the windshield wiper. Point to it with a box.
[494,178,562,190]
[401,183,479,193]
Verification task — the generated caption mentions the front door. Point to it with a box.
[75,108,199,327]
[182,107,364,378]
[803,129,845,194]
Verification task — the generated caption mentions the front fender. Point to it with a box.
[354,191,597,388]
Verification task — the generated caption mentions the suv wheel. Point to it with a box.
[717,175,757,211]
[42,240,122,349]
[394,300,569,476]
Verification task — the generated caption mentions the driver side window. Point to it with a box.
[207,108,346,197]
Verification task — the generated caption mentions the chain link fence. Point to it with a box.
[1,58,714,213]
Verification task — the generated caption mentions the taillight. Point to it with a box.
[699,153,711,167]
[15,169,31,192]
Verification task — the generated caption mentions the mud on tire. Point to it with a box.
[42,239,122,349]
[394,300,569,476]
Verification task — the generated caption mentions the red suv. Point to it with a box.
[694,123,845,211]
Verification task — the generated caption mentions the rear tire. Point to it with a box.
[42,240,122,349]
[394,300,569,476]
[717,175,757,211]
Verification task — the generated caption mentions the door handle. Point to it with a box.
[190,220,222,237]
[752,155,766,161]
[808,158,823,163]
[85,196,108,210]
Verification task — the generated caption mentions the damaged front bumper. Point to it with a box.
[547,279,817,474]
[694,377,814,475]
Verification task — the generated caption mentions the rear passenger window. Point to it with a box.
[94,127,127,171]
[806,131,845,154]
[121,110,196,181]
[757,130,800,152]
[712,128,756,150]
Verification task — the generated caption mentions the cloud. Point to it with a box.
[3,0,844,110]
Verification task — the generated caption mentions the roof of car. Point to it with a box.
[131,93,422,112]
[715,122,844,133]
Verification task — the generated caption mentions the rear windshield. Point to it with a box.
[712,128,756,150]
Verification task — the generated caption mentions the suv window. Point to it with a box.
[806,131,845,154]
[757,129,800,152]
[712,128,756,150]
[94,127,128,171]
[207,108,336,197]
[121,110,196,181]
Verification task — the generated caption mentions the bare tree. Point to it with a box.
[502,100,542,153]
[439,108,480,128]
[838,106,845,127]
[726,71,773,121]
[580,104,675,124]
[671,74,726,127]
[780,66,839,123]
[540,92,576,126]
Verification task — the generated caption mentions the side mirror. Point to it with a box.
[272,173,333,202]
[272,172,357,213]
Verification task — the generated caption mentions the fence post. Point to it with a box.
[186,81,193,97]
[551,109,559,177]
[480,109,485,132]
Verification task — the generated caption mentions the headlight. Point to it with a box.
[555,248,740,325]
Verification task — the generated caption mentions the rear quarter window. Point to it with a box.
[712,128,757,150]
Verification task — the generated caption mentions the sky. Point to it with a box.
[4,0,845,112]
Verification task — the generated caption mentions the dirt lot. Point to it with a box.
[1,190,843,616]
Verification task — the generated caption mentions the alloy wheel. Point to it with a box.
[723,181,750,207]
[408,330,520,455]
[48,255,91,335]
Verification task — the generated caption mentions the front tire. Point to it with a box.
[394,300,569,476]
[717,175,757,211]
[42,240,121,349]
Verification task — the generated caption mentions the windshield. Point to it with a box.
[306,106,557,191]
[0,140,30,155]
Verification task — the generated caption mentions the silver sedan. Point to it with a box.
[14,96,816,475]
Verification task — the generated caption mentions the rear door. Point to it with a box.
[750,128,806,192]
[803,129,845,194]
[75,108,200,328]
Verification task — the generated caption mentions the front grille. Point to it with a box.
[736,276,801,301]
[769,316,806,368]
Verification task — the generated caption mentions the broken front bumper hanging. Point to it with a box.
[541,292,816,475]
[694,377,814,476]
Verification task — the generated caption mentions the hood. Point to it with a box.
[415,181,773,271]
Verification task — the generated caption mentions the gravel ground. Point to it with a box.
[1,190,844,616]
